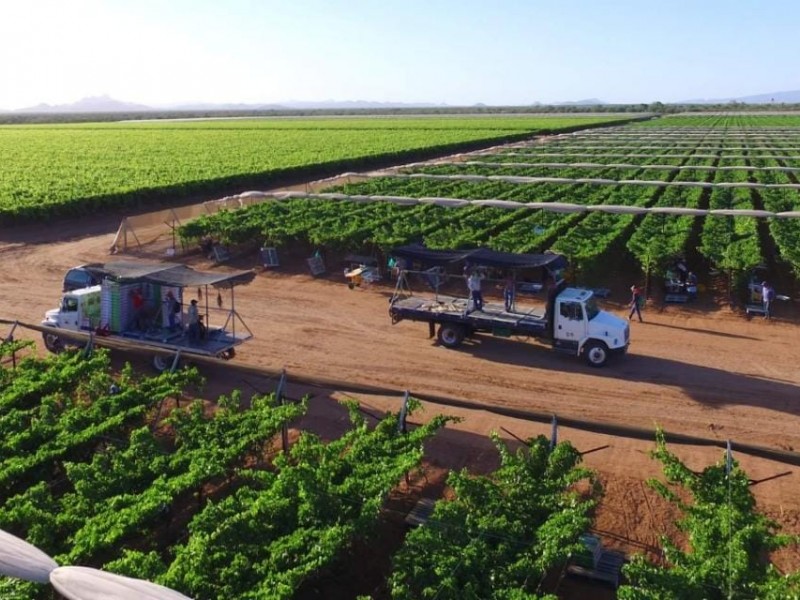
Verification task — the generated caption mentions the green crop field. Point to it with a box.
[635,114,800,128]
[0,115,631,223]
[181,114,800,288]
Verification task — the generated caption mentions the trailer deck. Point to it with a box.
[117,325,248,356]
[391,294,551,337]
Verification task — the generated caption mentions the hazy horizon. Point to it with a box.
[1,0,798,111]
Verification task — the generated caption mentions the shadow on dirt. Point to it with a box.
[439,331,800,415]
[641,319,759,340]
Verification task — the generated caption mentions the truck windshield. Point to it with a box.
[585,297,600,320]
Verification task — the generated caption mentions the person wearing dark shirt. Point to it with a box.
[628,285,643,322]
[503,274,515,312]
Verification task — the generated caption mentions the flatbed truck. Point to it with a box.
[390,282,629,367]
[41,261,255,371]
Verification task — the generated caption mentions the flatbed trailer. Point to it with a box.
[42,260,255,371]
[391,294,551,339]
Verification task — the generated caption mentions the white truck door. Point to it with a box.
[554,300,587,341]
[60,296,81,329]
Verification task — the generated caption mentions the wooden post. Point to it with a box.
[398,390,410,434]
[4,321,19,369]
[276,370,289,454]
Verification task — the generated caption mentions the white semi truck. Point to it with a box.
[42,261,255,371]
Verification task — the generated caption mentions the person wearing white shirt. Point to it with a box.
[467,270,484,311]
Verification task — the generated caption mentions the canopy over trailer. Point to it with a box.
[390,244,568,298]
[81,261,255,288]
[83,260,255,340]
[390,244,568,271]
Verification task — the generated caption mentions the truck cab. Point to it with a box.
[42,286,102,351]
[552,288,629,367]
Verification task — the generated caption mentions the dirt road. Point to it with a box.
[7,216,800,451]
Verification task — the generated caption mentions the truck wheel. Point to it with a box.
[42,330,64,354]
[437,324,465,348]
[583,341,608,368]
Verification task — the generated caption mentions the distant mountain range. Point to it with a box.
[12,95,153,113]
[2,94,447,113]
[552,98,606,106]
[554,91,800,106]
[4,91,800,113]
[680,90,800,104]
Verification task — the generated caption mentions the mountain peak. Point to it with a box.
[16,96,153,113]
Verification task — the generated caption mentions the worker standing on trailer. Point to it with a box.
[503,273,516,312]
[131,288,146,330]
[164,291,180,331]
[187,299,200,341]
[466,269,484,312]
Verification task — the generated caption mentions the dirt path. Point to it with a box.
[3,211,800,578]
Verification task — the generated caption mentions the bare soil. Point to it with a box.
[3,210,800,597]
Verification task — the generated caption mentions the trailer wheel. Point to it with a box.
[583,341,609,368]
[42,330,64,354]
[152,354,172,373]
[217,348,236,360]
[437,324,465,348]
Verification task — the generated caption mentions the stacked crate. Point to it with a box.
[101,281,121,332]
[100,281,141,332]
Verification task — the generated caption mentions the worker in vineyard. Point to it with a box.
[761,281,775,320]
[628,285,644,322]
[686,271,698,301]
[466,269,484,312]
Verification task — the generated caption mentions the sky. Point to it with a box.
[0,0,798,110]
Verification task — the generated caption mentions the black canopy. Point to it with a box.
[83,261,255,288]
[391,244,568,271]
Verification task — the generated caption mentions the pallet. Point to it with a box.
[567,551,626,588]
[566,534,626,588]
[745,303,766,316]
[664,293,689,304]
[404,498,436,527]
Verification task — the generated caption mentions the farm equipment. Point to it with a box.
[743,268,789,317]
[662,257,698,303]
[42,261,255,371]
[387,245,629,368]
[343,254,381,289]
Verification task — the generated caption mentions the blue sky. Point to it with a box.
[1,0,797,109]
